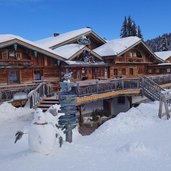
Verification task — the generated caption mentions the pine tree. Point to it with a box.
[137,25,143,39]
[120,16,143,38]
[120,16,128,38]
[160,36,168,51]
[127,16,133,36]
[131,21,137,36]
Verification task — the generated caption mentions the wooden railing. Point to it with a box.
[0,84,37,102]
[0,59,32,66]
[140,76,165,101]
[115,57,144,63]
[71,74,171,97]
[27,82,52,108]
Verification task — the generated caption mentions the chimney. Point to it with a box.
[54,33,60,37]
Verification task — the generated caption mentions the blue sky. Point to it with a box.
[0,0,170,41]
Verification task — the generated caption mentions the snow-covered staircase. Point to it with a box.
[37,96,60,112]
[140,76,171,119]
[140,76,165,101]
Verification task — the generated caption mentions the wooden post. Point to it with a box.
[121,78,124,89]
[163,98,170,120]
[65,125,73,143]
[77,83,80,96]
[158,99,163,119]
[96,80,99,93]
[158,95,170,120]
[78,105,83,125]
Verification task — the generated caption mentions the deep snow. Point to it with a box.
[0,101,171,171]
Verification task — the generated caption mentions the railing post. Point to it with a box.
[30,96,33,108]
[42,84,45,96]
[77,83,80,96]
[96,80,99,93]
[121,78,124,89]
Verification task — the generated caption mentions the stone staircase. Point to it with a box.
[37,96,60,112]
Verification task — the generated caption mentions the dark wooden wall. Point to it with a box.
[0,45,60,86]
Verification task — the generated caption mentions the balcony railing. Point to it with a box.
[0,84,37,102]
[71,74,171,97]
[115,57,144,63]
[0,59,32,67]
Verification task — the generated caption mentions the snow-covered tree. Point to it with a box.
[120,16,143,38]
[120,16,128,38]
[137,25,143,39]
[160,36,169,51]
[146,33,171,52]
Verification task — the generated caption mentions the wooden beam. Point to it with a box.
[75,89,140,105]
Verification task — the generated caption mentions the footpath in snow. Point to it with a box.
[0,101,171,171]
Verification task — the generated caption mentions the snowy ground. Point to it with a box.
[1,101,171,171]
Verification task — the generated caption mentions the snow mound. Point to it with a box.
[0,102,33,123]
[93,102,159,139]
[116,142,150,155]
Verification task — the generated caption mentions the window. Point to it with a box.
[156,69,160,73]
[9,50,17,60]
[129,68,134,75]
[2,50,8,59]
[136,50,142,58]
[167,68,171,73]
[16,52,22,60]
[47,58,53,66]
[127,52,133,57]
[133,52,137,57]
[148,69,152,74]
[114,69,118,76]
[122,68,126,75]
[8,70,20,84]
[34,70,43,80]
[138,67,144,74]
[9,51,15,57]
[76,70,81,79]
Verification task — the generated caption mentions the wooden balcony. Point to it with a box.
[0,59,32,67]
[70,74,171,103]
[115,57,144,63]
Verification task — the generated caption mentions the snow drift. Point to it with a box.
[0,101,171,171]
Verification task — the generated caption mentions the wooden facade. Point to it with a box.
[61,49,108,81]
[0,29,166,97]
[0,44,61,89]
[102,44,161,79]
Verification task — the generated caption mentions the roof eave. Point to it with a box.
[50,30,92,49]
[50,29,106,49]
[0,39,65,61]
[116,40,164,63]
[68,47,103,61]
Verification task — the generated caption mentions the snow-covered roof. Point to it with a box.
[158,62,171,66]
[155,51,171,61]
[65,60,107,66]
[35,28,92,48]
[94,36,141,56]
[0,34,65,60]
[53,44,85,59]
